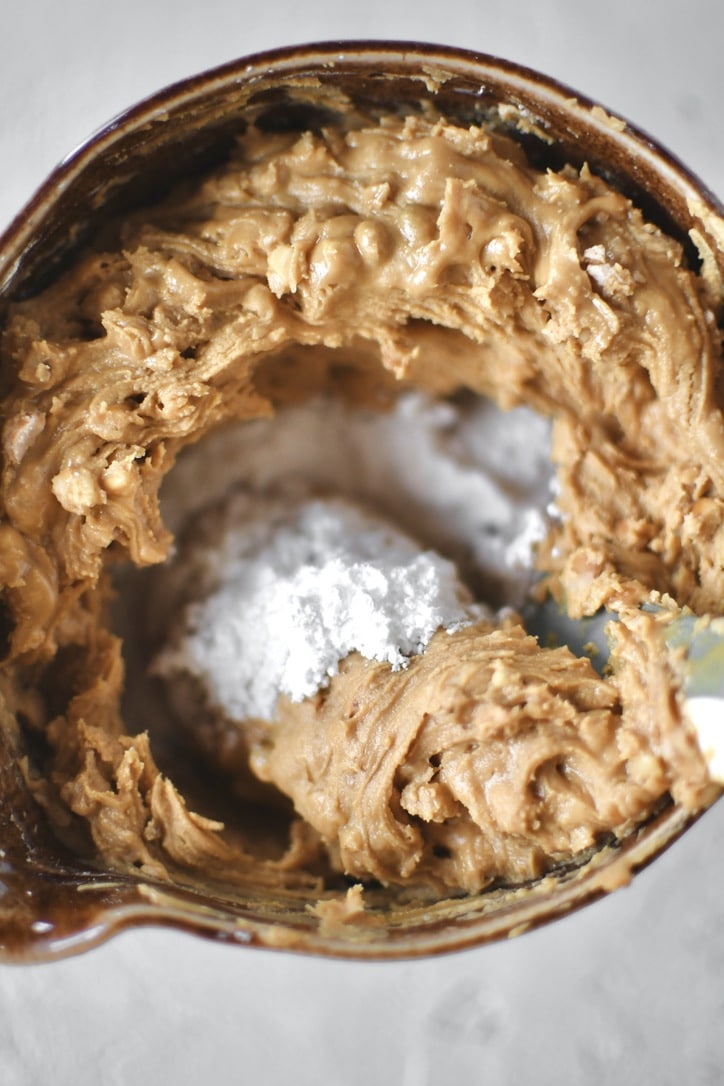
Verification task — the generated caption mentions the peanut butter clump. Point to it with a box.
[0,110,722,900]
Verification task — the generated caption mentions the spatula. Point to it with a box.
[524,597,724,782]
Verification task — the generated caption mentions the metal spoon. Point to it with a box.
[524,597,724,781]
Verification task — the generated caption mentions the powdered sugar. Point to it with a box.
[155,391,555,723]
[160,391,554,605]
[156,493,484,720]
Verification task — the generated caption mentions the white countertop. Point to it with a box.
[2,2,724,1083]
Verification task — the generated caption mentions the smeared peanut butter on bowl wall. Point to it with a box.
[1,103,723,953]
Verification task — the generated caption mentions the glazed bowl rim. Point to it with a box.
[2,37,724,294]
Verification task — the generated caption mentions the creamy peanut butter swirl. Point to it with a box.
[0,110,722,897]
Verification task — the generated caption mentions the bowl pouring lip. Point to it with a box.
[1,37,723,298]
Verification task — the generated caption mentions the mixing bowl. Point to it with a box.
[1,40,722,962]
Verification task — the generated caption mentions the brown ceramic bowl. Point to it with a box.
[1,41,722,963]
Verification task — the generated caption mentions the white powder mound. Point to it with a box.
[155,391,556,723]
[160,392,555,607]
[156,493,486,722]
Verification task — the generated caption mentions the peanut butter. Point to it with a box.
[1,110,722,901]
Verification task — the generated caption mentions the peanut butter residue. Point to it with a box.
[1,110,722,902]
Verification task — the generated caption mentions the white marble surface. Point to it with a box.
[1,2,724,1083]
